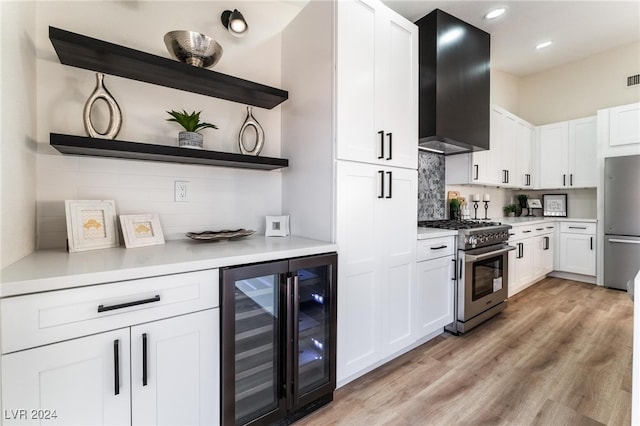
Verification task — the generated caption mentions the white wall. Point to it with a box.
[491,69,520,114]
[519,41,640,125]
[1,1,37,268]
[32,1,302,250]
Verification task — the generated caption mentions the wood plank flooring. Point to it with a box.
[296,277,633,426]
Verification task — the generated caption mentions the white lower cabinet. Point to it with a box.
[508,223,555,297]
[511,237,534,295]
[1,270,220,426]
[416,238,455,339]
[532,229,554,278]
[558,222,596,276]
[2,329,132,425]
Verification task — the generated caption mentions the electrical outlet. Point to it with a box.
[175,181,190,202]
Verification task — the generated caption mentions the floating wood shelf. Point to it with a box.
[50,134,289,170]
[49,26,288,109]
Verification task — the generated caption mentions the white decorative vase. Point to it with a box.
[238,106,264,156]
[83,73,122,139]
[178,131,203,149]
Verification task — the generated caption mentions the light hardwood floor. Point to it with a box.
[297,277,633,426]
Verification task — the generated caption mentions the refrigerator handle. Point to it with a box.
[609,238,640,245]
[290,275,300,408]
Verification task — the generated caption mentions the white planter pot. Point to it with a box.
[178,131,203,149]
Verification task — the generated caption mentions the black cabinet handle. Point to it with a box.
[114,339,120,396]
[142,333,148,386]
[378,170,384,199]
[506,170,510,183]
[570,174,573,186]
[430,245,447,250]
[590,236,593,250]
[386,133,392,160]
[536,228,544,231]
[378,130,384,159]
[544,236,549,250]
[569,226,587,230]
[473,165,479,180]
[563,174,566,186]
[546,226,554,229]
[98,295,160,313]
[526,174,531,186]
[459,258,463,279]
[451,258,456,281]
[522,230,532,233]
[386,171,392,199]
[517,242,524,259]
[509,233,516,236]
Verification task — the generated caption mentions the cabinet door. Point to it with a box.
[568,116,597,187]
[514,238,534,290]
[377,167,417,356]
[500,112,517,186]
[336,161,382,380]
[131,310,219,426]
[532,234,554,279]
[416,255,454,339]
[381,6,418,169]
[559,233,596,276]
[515,121,534,187]
[538,122,569,188]
[2,329,131,426]
[336,0,382,164]
[609,103,640,146]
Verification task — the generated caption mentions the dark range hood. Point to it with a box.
[416,9,490,155]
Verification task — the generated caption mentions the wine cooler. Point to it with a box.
[221,253,337,425]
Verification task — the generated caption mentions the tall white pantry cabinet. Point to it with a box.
[281,0,418,386]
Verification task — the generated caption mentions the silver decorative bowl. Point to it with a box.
[163,30,223,68]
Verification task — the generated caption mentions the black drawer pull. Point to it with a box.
[522,230,532,233]
[114,339,120,396]
[546,226,554,229]
[536,228,544,231]
[98,295,161,313]
[568,226,587,230]
[430,245,447,250]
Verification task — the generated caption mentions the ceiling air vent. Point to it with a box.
[627,74,640,88]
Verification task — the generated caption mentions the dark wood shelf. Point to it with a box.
[50,133,289,170]
[49,27,288,109]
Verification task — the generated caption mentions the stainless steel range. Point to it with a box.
[418,220,515,334]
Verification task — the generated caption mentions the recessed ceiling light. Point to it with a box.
[536,41,553,50]
[484,7,506,19]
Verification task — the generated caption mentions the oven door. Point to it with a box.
[458,244,515,322]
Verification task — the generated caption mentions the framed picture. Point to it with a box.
[120,214,165,248]
[527,198,543,209]
[265,215,290,237]
[65,200,119,252]
[543,194,568,217]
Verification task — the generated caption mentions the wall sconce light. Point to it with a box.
[221,9,248,37]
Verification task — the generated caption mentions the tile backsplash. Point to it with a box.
[418,151,445,220]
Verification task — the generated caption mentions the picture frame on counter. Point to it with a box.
[543,194,568,217]
[120,213,165,248]
[65,200,119,252]
[265,215,290,237]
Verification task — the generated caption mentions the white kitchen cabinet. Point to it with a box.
[416,237,455,339]
[336,161,417,379]
[512,235,534,294]
[537,116,596,189]
[609,103,640,146]
[445,105,533,188]
[2,329,132,426]
[558,222,596,276]
[336,0,417,169]
[532,224,555,279]
[1,270,220,426]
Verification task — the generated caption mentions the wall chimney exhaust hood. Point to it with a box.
[416,9,490,155]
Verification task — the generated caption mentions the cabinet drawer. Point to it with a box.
[560,222,596,234]
[533,223,555,235]
[508,225,533,241]
[417,236,455,262]
[1,269,218,354]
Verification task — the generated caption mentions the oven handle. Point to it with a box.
[464,245,516,262]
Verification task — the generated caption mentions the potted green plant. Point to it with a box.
[503,204,518,217]
[166,110,218,149]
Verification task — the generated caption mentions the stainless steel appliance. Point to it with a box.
[418,220,514,333]
[604,155,640,291]
[221,253,337,425]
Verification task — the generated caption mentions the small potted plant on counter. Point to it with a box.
[503,204,518,217]
[166,109,218,149]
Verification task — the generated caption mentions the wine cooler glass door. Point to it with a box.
[222,261,288,426]
[290,254,337,409]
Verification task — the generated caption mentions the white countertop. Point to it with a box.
[417,228,459,240]
[0,235,337,298]
[499,217,597,226]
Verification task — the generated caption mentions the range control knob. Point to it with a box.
[467,236,478,247]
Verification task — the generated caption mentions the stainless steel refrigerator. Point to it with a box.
[604,154,640,290]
